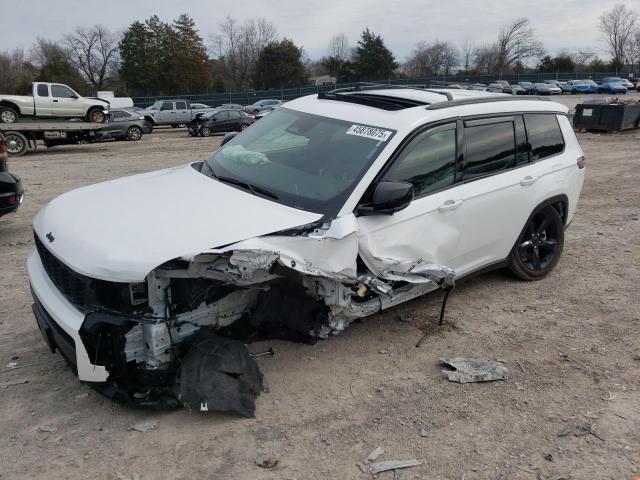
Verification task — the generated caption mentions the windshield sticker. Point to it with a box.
[346,125,393,141]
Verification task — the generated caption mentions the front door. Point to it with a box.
[357,122,465,282]
[158,102,175,123]
[50,84,83,116]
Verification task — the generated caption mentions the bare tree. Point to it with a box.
[599,4,637,67]
[211,16,277,91]
[328,34,350,60]
[405,41,458,77]
[0,49,36,93]
[570,49,597,72]
[64,25,119,90]
[495,18,544,73]
[460,40,475,72]
[474,44,500,74]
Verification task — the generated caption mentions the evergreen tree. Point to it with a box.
[171,14,212,93]
[253,39,308,89]
[119,21,152,95]
[352,29,398,81]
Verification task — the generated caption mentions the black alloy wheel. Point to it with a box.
[509,207,564,280]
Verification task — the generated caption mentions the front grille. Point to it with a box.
[34,232,138,311]
[35,233,95,307]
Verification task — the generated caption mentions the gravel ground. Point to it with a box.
[0,94,638,480]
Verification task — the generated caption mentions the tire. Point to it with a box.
[4,131,28,156]
[0,106,18,123]
[238,123,249,132]
[177,123,186,128]
[202,126,212,137]
[143,120,153,134]
[127,126,143,141]
[509,206,564,281]
[88,108,106,123]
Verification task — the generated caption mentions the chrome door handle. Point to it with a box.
[520,176,538,186]
[438,199,463,212]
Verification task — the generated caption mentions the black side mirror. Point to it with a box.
[357,181,414,216]
[220,131,238,147]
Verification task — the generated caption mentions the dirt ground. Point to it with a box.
[0,95,638,480]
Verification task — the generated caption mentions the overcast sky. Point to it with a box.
[3,0,640,60]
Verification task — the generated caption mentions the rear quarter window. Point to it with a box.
[524,114,564,161]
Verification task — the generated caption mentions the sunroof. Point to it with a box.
[317,92,428,111]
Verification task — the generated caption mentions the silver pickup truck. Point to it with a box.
[0,82,109,123]
[142,99,216,131]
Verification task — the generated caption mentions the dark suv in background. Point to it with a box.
[0,133,24,218]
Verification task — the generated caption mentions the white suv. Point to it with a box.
[28,86,585,408]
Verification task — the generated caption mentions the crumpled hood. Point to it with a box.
[33,164,322,282]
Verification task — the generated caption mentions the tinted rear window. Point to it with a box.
[463,121,516,180]
[524,114,564,161]
[37,84,49,97]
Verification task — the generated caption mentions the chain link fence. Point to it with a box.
[131,72,630,107]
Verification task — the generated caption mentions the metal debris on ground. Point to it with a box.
[38,425,57,433]
[0,378,28,389]
[440,358,509,383]
[365,446,385,463]
[558,424,606,442]
[369,459,422,474]
[128,420,158,433]
[255,456,278,469]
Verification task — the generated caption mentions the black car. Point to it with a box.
[188,110,254,137]
[97,109,146,141]
[0,134,24,218]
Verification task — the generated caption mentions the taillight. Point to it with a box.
[577,156,586,169]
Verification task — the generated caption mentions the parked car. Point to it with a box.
[0,133,24,217]
[493,80,510,87]
[566,80,591,94]
[517,81,535,94]
[544,80,561,86]
[188,109,254,136]
[534,83,561,95]
[0,82,109,123]
[504,84,526,95]
[191,103,212,109]
[558,82,573,93]
[96,109,145,141]
[468,83,487,91]
[143,99,217,130]
[487,83,505,93]
[28,87,585,411]
[579,79,599,93]
[244,99,282,114]
[620,79,634,89]
[218,103,245,111]
[597,79,627,94]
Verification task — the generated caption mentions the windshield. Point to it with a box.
[202,108,395,216]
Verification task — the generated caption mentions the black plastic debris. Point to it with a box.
[179,330,264,417]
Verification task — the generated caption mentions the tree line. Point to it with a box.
[0,4,639,97]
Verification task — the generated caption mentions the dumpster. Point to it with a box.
[573,100,640,132]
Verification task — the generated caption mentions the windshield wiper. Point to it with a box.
[212,173,279,200]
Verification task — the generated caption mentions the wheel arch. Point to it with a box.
[0,100,20,111]
[517,194,569,241]
[144,115,156,125]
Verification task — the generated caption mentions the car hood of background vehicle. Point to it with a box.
[33,164,323,282]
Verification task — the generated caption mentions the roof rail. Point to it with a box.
[329,82,454,101]
[426,95,551,110]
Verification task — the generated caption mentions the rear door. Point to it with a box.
[174,101,189,123]
[212,111,231,131]
[446,115,537,274]
[33,84,52,116]
[50,84,84,116]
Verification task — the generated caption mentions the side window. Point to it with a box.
[111,111,125,119]
[175,101,187,110]
[217,111,230,120]
[51,85,76,98]
[229,111,241,119]
[383,125,456,197]
[524,114,565,161]
[161,102,173,111]
[463,120,516,180]
[36,84,49,97]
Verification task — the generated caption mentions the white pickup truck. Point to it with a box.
[0,82,110,123]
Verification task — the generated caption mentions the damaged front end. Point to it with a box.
[34,216,455,416]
